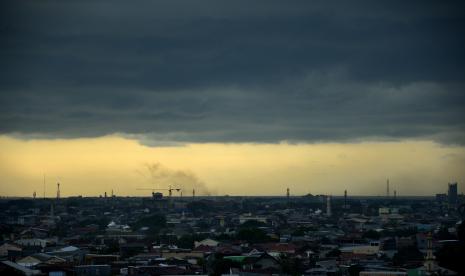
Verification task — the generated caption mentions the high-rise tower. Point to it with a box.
[344,190,347,210]
[448,182,458,207]
[56,182,60,200]
[424,232,436,272]
[326,195,332,217]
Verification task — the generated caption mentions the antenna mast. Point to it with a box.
[386,178,390,198]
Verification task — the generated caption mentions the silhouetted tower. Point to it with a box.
[326,195,332,217]
[192,189,195,199]
[111,189,114,197]
[386,179,390,198]
[56,182,60,200]
[286,187,290,204]
[33,191,36,199]
[424,232,436,272]
[344,190,347,209]
[104,191,107,198]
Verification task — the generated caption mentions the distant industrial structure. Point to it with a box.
[137,186,181,199]
[56,182,60,200]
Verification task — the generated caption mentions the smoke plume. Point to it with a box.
[138,163,212,196]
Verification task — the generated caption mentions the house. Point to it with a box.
[20,228,49,239]
[15,239,47,248]
[259,243,296,256]
[239,214,268,224]
[161,250,204,260]
[17,253,65,267]
[193,244,215,253]
[194,238,219,248]
[244,253,280,272]
[75,264,111,276]
[359,272,407,276]
[0,243,22,257]
[340,241,381,261]
[224,253,280,273]
[0,260,41,276]
[46,245,84,263]
[84,254,120,265]
[127,265,187,275]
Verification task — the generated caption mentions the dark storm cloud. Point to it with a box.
[1,0,465,144]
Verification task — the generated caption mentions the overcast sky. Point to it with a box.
[1,0,464,145]
[1,1,465,196]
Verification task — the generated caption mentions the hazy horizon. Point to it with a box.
[1,135,463,197]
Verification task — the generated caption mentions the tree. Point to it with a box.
[133,213,166,237]
[177,234,195,249]
[279,254,303,275]
[186,201,210,216]
[236,228,269,244]
[348,264,363,276]
[326,248,341,258]
[392,246,424,266]
[208,254,238,275]
[435,226,455,240]
[363,229,381,240]
[436,221,465,274]
[240,220,267,228]
[458,220,465,242]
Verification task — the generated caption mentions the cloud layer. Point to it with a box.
[1,0,464,144]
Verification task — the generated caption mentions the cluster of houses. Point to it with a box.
[0,193,463,275]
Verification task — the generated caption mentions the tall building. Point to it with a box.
[326,195,332,217]
[448,182,458,207]
[344,190,347,209]
[424,233,436,272]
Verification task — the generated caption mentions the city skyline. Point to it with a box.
[1,2,465,275]
[1,135,463,197]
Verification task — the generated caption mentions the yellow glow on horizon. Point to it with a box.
[0,135,464,197]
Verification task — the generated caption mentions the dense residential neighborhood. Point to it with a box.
[1,187,464,276]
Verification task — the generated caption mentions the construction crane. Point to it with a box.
[136,185,181,198]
